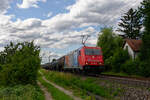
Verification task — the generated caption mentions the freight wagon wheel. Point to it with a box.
[82,70,88,75]
[76,69,81,74]
[72,69,76,73]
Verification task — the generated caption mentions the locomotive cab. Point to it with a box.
[78,46,104,72]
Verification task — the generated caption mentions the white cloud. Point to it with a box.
[0,0,143,63]
[17,0,47,9]
[47,12,53,18]
[42,0,142,33]
[0,14,12,25]
[0,0,12,14]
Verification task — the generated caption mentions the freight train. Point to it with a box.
[43,46,104,73]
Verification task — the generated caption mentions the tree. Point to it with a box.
[52,59,56,62]
[139,0,150,33]
[117,8,142,39]
[139,0,150,60]
[97,28,123,60]
[138,0,150,77]
[0,41,41,86]
[97,28,116,60]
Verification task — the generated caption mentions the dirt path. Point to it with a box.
[39,71,83,100]
[37,81,53,100]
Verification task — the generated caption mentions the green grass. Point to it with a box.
[102,71,129,76]
[102,71,142,78]
[38,76,73,100]
[40,69,112,99]
[0,84,45,100]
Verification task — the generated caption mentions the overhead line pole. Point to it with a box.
[48,51,51,63]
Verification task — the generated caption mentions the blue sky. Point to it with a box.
[7,0,76,21]
[0,0,142,63]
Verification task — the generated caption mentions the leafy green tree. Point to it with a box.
[139,0,150,60]
[0,41,41,86]
[97,28,124,71]
[117,8,142,39]
[97,28,123,60]
[52,59,56,62]
[97,28,115,60]
[138,0,150,77]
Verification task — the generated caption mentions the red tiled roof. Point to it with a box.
[125,39,142,52]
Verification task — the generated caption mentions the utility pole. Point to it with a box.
[41,52,46,64]
[48,51,51,63]
[81,35,90,46]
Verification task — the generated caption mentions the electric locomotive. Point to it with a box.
[78,46,104,72]
[48,46,104,73]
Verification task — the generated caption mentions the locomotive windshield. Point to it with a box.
[85,49,101,55]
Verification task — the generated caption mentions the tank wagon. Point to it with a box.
[47,46,104,73]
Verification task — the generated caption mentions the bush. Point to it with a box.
[111,48,129,73]
[0,41,41,86]
[105,56,113,70]
[138,60,150,77]
[121,59,140,75]
[0,84,44,100]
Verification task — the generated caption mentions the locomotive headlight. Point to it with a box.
[86,62,88,65]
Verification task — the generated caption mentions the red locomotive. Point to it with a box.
[77,46,104,72]
[45,46,104,73]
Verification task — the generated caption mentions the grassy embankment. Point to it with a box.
[40,69,113,100]
[0,84,45,100]
[102,71,142,78]
[38,73,73,100]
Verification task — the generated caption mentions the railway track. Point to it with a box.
[43,69,150,99]
[87,73,150,88]
[73,73,150,100]
[44,67,150,88]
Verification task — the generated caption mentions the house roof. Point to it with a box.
[124,39,142,52]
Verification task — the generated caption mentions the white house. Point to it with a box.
[123,39,142,60]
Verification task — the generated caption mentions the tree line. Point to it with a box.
[97,0,150,77]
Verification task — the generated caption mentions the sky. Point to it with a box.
[0,0,142,63]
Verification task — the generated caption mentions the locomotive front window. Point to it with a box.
[85,49,101,55]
